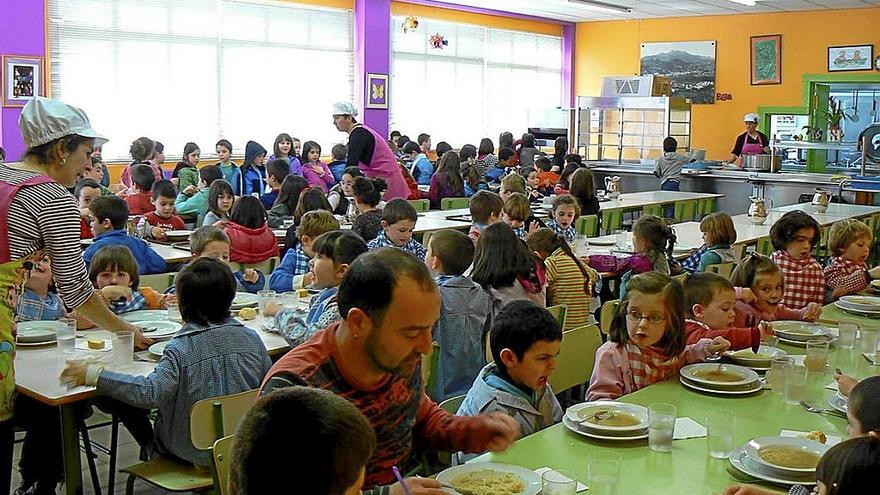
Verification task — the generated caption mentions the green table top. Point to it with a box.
[474,344,880,495]
[818,302,880,328]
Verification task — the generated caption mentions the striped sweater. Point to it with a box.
[544,247,596,330]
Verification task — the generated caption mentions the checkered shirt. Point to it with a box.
[680,244,709,273]
[15,289,66,322]
[824,256,869,296]
[547,220,575,242]
[367,231,427,261]
[771,250,825,310]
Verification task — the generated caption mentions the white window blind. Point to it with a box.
[48,0,353,161]
[390,16,562,148]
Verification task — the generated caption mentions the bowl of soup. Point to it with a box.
[746,436,829,475]
[772,321,833,342]
[680,363,759,388]
[724,345,787,367]
[839,295,880,312]
[565,401,649,434]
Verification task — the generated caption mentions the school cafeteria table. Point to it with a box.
[473,340,876,494]
[774,202,880,219]
[600,191,724,212]
[818,302,880,329]
[79,239,193,264]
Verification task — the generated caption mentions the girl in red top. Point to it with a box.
[223,196,279,264]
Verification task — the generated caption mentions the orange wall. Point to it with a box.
[575,8,880,160]
[390,1,563,36]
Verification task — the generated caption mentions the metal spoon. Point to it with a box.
[799,400,847,419]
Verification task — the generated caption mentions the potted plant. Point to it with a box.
[825,96,845,141]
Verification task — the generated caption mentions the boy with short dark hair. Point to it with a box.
[487,147,516,183]
[425,229,492,400]
[175,164,223,226]
[653,136,688,192]
[137,179,185,240]
[503,192,541,240]
[61,258,272,467]
[261,159,291,210]
[535,156,559,193]
[468,190,504,242]
[83,196,167,274]
[683,272,771,351]
[406,140,433,186]
[230,386,376,495]
[125,164,156,215]
[456,300,563,460]
[75,177,102,239]
[328,143,348,182]
[367,198,427,260]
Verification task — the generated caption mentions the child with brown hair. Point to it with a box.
[499,173,526,201]
[688,212,737,272]
[502,192,543,240]
[770,210,825,309]
[125,164,156,215]
[468,190,504,242]
[350,176,387,242]
[824,218,880,299]
[546,194,579,242]
[683,272,771,351]
[270,210,340,292]
[472,223,546,307]
[731,253,822,327]
[366,199,428,261]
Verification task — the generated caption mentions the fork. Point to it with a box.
[799,400,847,419]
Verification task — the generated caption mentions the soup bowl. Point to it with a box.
[839,295,880,312]
[565,401,649,435]
[772,321,833,342]
[679,363,759,388]
[745,436,830,476]
[724,345,787,368]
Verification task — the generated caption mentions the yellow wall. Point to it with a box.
[390,1,563,36]
[575,8,880,160]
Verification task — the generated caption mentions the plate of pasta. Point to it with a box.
[435,462,541,495]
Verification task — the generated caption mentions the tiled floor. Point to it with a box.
[12,415,170,495]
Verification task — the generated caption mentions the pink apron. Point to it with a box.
[356,125,409,200]
[741,132,765,155]
[0,174,56,421]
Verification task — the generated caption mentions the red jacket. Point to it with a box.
[685,319,760,352]
[80,217,93,239]
[125,191,155,215]
[223,222,279,264]
[142,212,185,230]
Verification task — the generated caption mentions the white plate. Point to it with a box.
[728,447,816,487]
[839,295,880,311]
[137,320,181,339]
[745,436,829,475]
[564,401,649,435]
[870,280,880,291]
[148,341,169,357]
[679,376,763,396]
[778,335,838,347]
[833,301,880,318]
[772,321,834,342]
[435,462,541,495]
[587,238,616,246]
[16,320,64,343]
[828,393,848,414]
[163,230,192,238]
[121,310,169,323]
[724,346,787,368]
[679,363,759,388]
[231,292,259,310]
[562,416,649,441]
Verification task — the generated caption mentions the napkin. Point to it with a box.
[534,467,588,492]
[673,417,707,440]
[75,338,113,352]
[780,430,841,447]
[825,381,839,391]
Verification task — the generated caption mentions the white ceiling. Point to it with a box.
[433,0,880,22]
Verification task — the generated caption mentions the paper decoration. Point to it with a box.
[429,33,448,50]
[402,15,419,33]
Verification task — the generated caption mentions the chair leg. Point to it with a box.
[125,474,136,495]
[79,421,102,495]
[107,415,120,495]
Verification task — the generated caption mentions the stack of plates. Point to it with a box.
[562,401,649,441]
[679,363,763,395]
[772,321,838,346]
[729,436,829,486]
[723,345,788,371]
[231,292,259,310]
[835,295,880,318]
[163,230,193,240]
[121,310,181,339]
[828,391,848,415]
[15,320,63,346]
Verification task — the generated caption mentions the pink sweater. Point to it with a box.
[302,161,335,193]
[732,300,808,327]
[586,339,712,401]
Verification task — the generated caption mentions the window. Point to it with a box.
[390,16,562,149]
[48,0,353,161]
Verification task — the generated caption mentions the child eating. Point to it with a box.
[824,218,880,299]
[270,210,340,292]
[472,223,546,307]
[366,198,428,261]
[587,272,729,401]
[468,190,504,242]
[546,194,579,242]
[503,192,537,240]
[137,180,185,241]
[731,254,822,327]
[683,272,771,351]
[770,210,825,309]
[15,255,67,322]
[83,196,167,274]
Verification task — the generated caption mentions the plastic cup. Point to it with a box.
[615,230,627,250]
[859,326,880,356]
[166,301,182,323]
[587,450,621,495]
[766,356,794,393]
[112,331,133,367]
[57,318,76,356]
[648,403,677,453]
[784,365,807,405]
[706,409,735,459]
[258,290,277,330]
[837,321,858,349]
[541,469,577,495]
[805,340,830,373]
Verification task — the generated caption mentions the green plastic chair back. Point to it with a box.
[441,197,470,210]
[705,262,734,279]
[642,204,662,217]
[548,325,602,394]
[408,199,430,212]
[698,197,717,218]
[673,200,697,223]
[212,435,234,495]
[756,237,773,256]
[422,342,441,401]
[599,300,619,337]
[575,215,598,237]
[547,304,568,331]
[601,208,623,234]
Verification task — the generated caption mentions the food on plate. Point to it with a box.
[238,307,257,320]
[758,446,821,470]
[87,338,105,350]
[578,408,641,427]
[451,470,526,495]
[692,369,743,383]
[804,431,827,444]
[731,349,771,358]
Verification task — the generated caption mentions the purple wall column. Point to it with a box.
[562,24,575,108]
[0,1,46,160]
[354,0,391,138]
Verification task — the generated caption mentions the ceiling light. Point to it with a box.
[726,0,757,6]
[567,0,632,14]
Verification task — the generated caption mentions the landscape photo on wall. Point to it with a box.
[640,41,716,104]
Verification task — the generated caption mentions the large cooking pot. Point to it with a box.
[742,153,782,172]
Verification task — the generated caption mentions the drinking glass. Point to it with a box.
[648,403,677,453]
[837,321,858,350]
[56,317,76,356]
[587,450,621,495]
[859,325,880,357]
[541,469,577,495]
[766,356,794,393]
[166,301,182,323]
[706,409,735,459]
[112,331,134,367]
[805,340,830,373]
[615,230,628,251]
[258,290,277,330]
[783,365,807,405]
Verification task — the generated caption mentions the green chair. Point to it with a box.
[599,300,619,337]
[546,304,568,331]
[706,262,735,279]
[601,208,623,234]
[408,199,430,212]
[697,197,717,219]
[673,200,698,223]
[441,197,470,210]
[549,325,602,394]
[575,215,599,237]
[140,272,175,292]
[756,237,773,256]
[212,435,234,495]
[642,204,662,217]
[421,342,441,401]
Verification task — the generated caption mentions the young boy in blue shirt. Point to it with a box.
[366,199,427,261]
[269,210,340,292]
[83,196,167,274]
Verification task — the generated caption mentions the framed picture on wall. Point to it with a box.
[365,73,388,109]
[750,34,782,85]
[828,44,874,72]
[2,55,45,107]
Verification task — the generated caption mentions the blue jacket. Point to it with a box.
[83,230,167,274]
[239,141,267,197]
[410,154,434,185]
[269,245,310,292]
[328,160,347,183]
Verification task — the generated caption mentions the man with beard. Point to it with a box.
[261,248,519,495]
